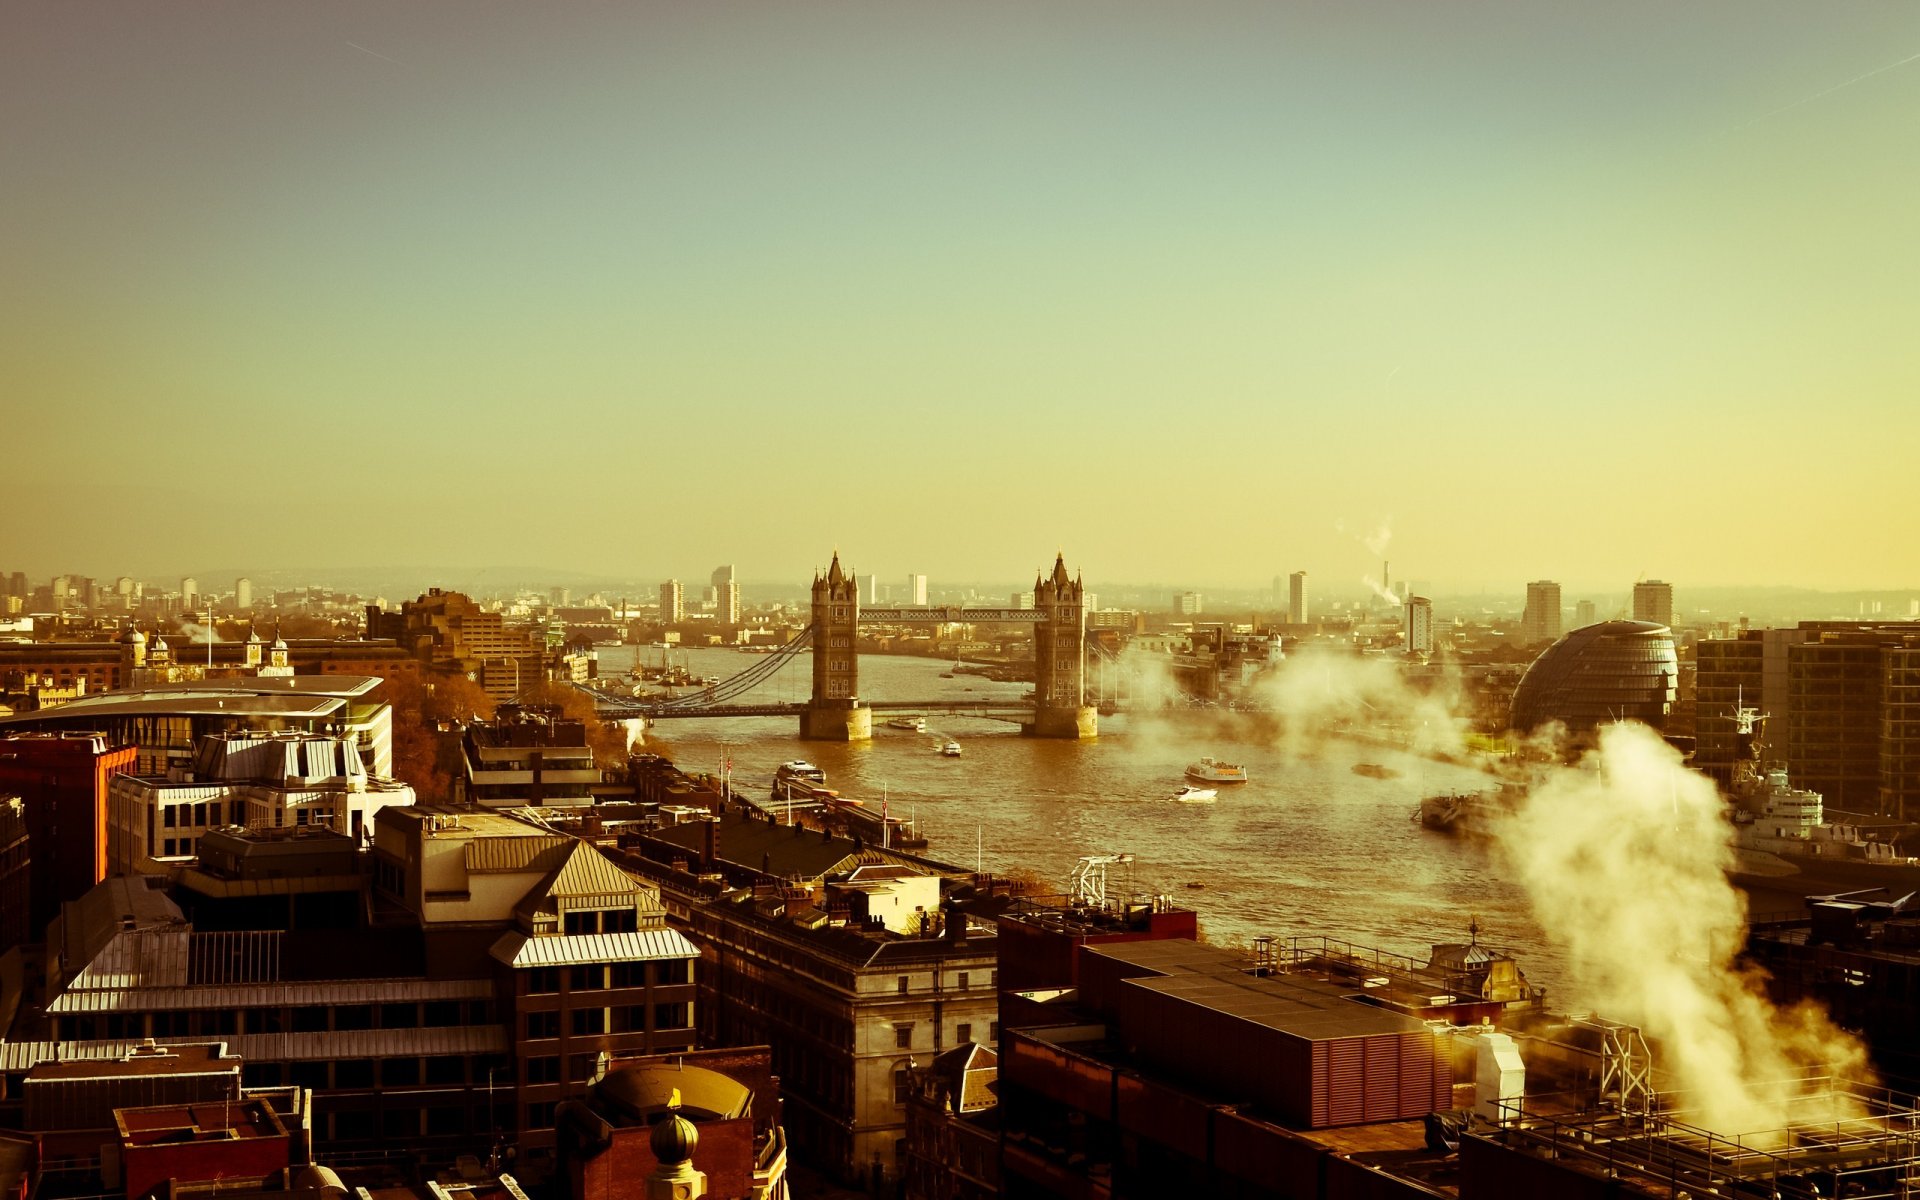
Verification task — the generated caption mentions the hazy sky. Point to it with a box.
[5,2,1917,591]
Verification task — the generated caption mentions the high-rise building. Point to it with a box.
[1633,579,1674,628]
[858,573,878,604]
[549,586,570,607]
[1521,581,1562,647]
[1288,572,1308,625]
[659,579,685,624]
[1010,591,1035,609]
[1575,599,1597,629]
[1083,592,1098,614]
[234,577,252,610]
[1174,591,1204,616]
[181,577,198,606]
[907,574,928,606]
[710,565,740,625]
[1405,595,1434,655]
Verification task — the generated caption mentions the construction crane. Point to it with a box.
[1068,854,1134,908]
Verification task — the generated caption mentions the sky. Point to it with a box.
[4,2,1918,592]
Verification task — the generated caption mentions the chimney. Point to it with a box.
[702,819,718,870]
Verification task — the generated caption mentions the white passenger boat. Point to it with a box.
[1185,757,1248,784]
[939,741,962,758]
[1172,786,1218,803]
[887,716,927,732]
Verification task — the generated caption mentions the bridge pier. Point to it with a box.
[1023,705,1098,739]
[800,700,872,742]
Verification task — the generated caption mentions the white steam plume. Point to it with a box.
[1250,643,1465,760]
[1493,723,1872,1134]
[622,718,645,754]
[177,622,221,645]
[1362,520,1393,559]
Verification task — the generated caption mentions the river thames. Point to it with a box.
[601,643,1577,998]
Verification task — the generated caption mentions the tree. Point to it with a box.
[371,672,497,803]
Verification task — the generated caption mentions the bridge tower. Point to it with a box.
[802,552,872,741]
[1028,553,1097,738]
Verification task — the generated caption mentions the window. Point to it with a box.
[163,807,176,829]
[613,1005,646,1033]
[656,959,691,985]
[335,1059,375,1089]
[957,972,969,990]
[894,1066,912,1104]
[957,1023,973,1044]
[381,1108,417,1140]
[894,1023,913,1049]
[424,1001,461,1027]
[290,1061,329,1090]
[524,1056,561,1084]
[570,1053,600,1083]
[653,1003,688,1030]
[525,1011,560,1039]
[569,965,605,991]
[610,962,644,989]
[897,976,909,995]
[380,1058,419,1088]
[526,1102,557,1131]
[571,1008,606,1036]
[424,1057,466,1086]
[564,911,599,935]
[335,1004,373,1031]
[425,1105,464,1137]
[989,1022,1000,1040]
[380,1002,418,1029]
[526,968,559,995]
[292,1006,327,1033]
[163,839,176,857]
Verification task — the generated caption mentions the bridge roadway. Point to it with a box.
[589,696,1040,722]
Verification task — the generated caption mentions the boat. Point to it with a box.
[1171,785,1217,803]
[1186,757,1248,784]
[938,741,962,758]
[772,760,827,799]
[1351,763,1401,780]
[887,716,927,732]
[1722,701,1920,897]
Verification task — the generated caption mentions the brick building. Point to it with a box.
[0,731,138,941]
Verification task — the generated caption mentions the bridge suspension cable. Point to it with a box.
[597,624,815,715]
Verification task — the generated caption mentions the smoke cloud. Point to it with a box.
[1492,722,1872,1134]
[1250,643,1464,760]
[177,622,221,645]
[622,717,645,754]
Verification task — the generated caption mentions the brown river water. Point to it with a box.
[600,644,1585,998]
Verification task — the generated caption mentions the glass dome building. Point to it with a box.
[1509,619,1678,734]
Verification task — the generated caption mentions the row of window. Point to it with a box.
[58,999,493,1042]
[523,1003,689,1039]
[522,959,690,994]
[891,1019,996,1049]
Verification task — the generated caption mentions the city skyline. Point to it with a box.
[6,2,1919,588]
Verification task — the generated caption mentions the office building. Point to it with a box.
[366,590,547,704]
[1405,595,1434,656]
[0,731,139,941]
[459,708,598,809]
[0,796,28,955]
[1173,591,1204,616]
[858,573,879,604]
[1009,591,1034,609]
[1520,580,1562,647]
[1509,620,1677,734]
[659,580,684,625]
[1633,579,1673,628]
[906,574,928,606]
[182,578,198,607]
[1574,598,1597,628]
[1288,571,1308,625]
[617,810,998,1191]
[710,565,740,626]
[105,730,414,874]
[0,676,395,777]
[235,577,253,611]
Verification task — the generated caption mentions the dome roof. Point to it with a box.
[122,626,147,644]
[1510,620,1677,734]
[649,1112,699,1165]
[592,1063,751,1127]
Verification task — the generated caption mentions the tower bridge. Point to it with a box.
[591,551,1098,740]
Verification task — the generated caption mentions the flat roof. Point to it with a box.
[26,1043,239,1081]
[117,1098,283,1144]
[0,691,347,724]
[1126,972,1429,1040]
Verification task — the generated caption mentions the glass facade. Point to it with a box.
[1509,620,1678,734]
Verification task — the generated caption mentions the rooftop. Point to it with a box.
[26,1041,240,1081]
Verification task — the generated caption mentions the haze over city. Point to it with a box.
[7,1,1920,588]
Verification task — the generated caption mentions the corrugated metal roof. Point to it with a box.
[0,1026,505,1071]
[489,928,698,968]
[462,833,572,874]
[49,976,492,1014]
